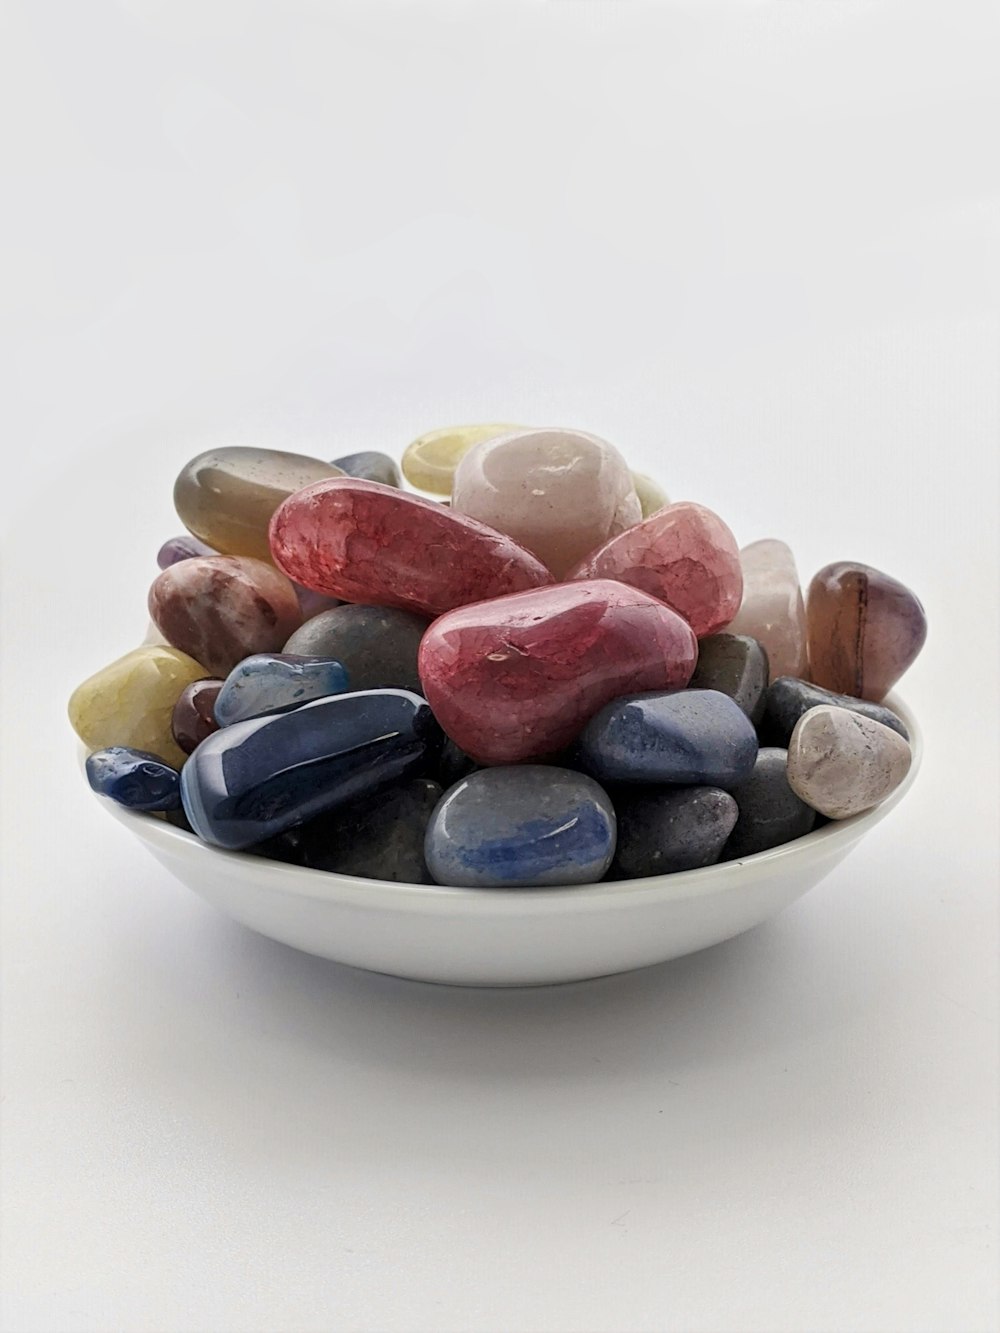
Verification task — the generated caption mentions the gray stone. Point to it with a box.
[689,633,769,724]
[722,748,816,859]
[283,603,429,693]
[609,786,738,879]
[331,450,402,488]
[762,675,909,747]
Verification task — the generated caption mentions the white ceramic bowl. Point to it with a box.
[86,694,920,987]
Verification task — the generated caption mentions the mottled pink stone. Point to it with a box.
[417,579,698,765]
[269,478,553,619]
[726,538,809,681]
[566,502,743,638]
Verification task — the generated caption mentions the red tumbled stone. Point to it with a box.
[566,501,743,638]
[417,579,698,765]
[269,478,554,619]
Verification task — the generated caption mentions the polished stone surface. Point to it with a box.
[762,676,909,748]
[424,766,616,888]
[214,653,350,726]
[400,423,522,494]
[284,604,429,693]
[86,746,181,811]
[689,633,769,724]
[608,786,738,879]
[630,471,670,518]
[566,501,743,638]
[786,705,912,819]
[170,678,223,755]
[417,579,698,766]
[722,748,816,858]
[156,534,216,569]
[331,450,402,487]
[725,538,809,682]
[269,477,553,618]
[807,562,928,701]
[451,428,641,577]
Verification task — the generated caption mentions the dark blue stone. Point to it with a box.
[576,689,759,788]
[86,746,181,811]
[723,747,816,859]
[761,676,910,747]
[424,766,616,888]
[609,786,738,879]
[331,451,402,487]
[180,689,442,849]
[214,653,350,726]
[435,736,479,788]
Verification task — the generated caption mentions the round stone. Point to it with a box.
[609,786,738,879]
[86,746,181,811]
[401,423,523,494]
[284,604,430,693]
[171,678,224,754]
[786,705,912,819]
[688,633,769,724]
[331,450,401,487]
[157,534,216,569]
[722,748,816,858]
[630,471,671,518]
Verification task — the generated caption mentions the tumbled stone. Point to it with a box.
[725,539,808,681]
[762,676,909,748]
[157,534,216,569]
[171,678,224,754]
[807,562,927,701]
[283,604,429,693]
[174,446,344,561]
[451,428,641,577]
[566,501,742,638]
[86,746,181,811]
[608,786,738,879]
[418,579,698,766]
[689,633,769,724]
[293,586,342,621]
[630,471,670,518]
[786,705,912,819]
[148,555,302,678]
[68,645,207,769]
[269,477,552,619]
[424,766,616,888]
[331,450,402,487]
[722,748,815,858]
[576,689,759,787]
[181,689,442,849]
[435,736,479,788]
[259,778,443,882]
[401,423,522,494]
[214,653,350,726]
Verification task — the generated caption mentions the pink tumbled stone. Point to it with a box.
[566,501,743,638]
[726,538,809,681]
[417,579,698,766]
[269,478,553,619]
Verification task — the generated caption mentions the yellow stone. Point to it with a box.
[401,424,524,495]
[631,471,670,518]
[68,645,208,770]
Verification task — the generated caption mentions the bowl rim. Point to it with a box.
[79,691,922,916]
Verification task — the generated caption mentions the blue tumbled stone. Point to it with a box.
[576,689,759,788]
[214,653,350,726]
[180,689,442,849]
[331,450,402,487]
[424,766,616,888]
[86,746,181,811]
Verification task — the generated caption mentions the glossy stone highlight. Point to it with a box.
[148,555,302,679]
[180,689,442,850]
[424,767,616,888]
[401,423,522,494]
[566,501,742,638]
[331,450,402,487]
[86,746,182,811]
[174,446,344,561]
[284,604,429,694]
[171,678,223,754]
[214,654,350,726]
[608,786,738,879]
[806,562,927,701]
[418,580,698,766]
[451,429,641,577]
[269,477,553,619]
[689,633,769,724]
[787,706,912,819]
[722,748,816,858]
[726,539,809,681]
[762,676,909,748]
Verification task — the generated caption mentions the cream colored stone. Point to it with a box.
[726,538,809,680]
[401,423,523,494]
[786,705,911,819]
[630,471,670,518]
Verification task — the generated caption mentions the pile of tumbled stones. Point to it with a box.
[70,427,926,888]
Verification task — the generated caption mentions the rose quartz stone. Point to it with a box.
[417,579,698,765]
[269,477,553,619]
[450,429,641,578]
[807,562,927,702]
[726,539,809,681]
[566,501,742,638]
[787,705,912,819]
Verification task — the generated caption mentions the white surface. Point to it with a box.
[2,3,998,1330]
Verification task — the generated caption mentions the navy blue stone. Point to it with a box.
[689,634,769,725]
[180,688,442,850]
[214,653,350,726]
[331,450,402,487]
[761,676,910,747]
[609,786,738,879]
[576,689,759,788]
[723,748,816,858]
[425,766,616,888]
[86,746,181,811]
[435,736,479,788]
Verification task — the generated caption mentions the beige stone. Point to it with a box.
[786,705,911,819]
[726,538,809,681]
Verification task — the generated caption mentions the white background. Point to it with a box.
[2,3,998,1331]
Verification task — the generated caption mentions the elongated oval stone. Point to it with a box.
[576,689,759,787]
[148,556,302,678]
[401,423,522,494]
[418,580,698,766]
[807,562,927,701]
[174,446,344,561]
[269,478,553,618]
[762,676,909,748]
[631,471,670,518]
[722,748,815,858]
[86,746,181,811]
[171,678,223,754]
[786,705,912,819]
[608,786,738,879]
[68,645,208,769]
[566,501,742,638]
[688,633,769,724]
[331,450,401,487]
[725,539,808,681]
[451,429,641,578]
[180,689,442,849]
[425,767,616,888]
[214,653,350,726]
[157,533,216,569]
[284,604,429,693]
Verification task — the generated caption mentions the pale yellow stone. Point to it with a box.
[68,645,209,769]
[630,471,670,518]
[401,424,524,495]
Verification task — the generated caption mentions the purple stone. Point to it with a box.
[157,534,217,569]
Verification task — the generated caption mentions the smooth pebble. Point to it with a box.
[689,633,769,724]
[86,746,181,811]
[762,676,909,748]
[786,705,912,819]
[609,786,738,879]
[214,653,350,726]
[284,604,429,693]
[722,748,816,858]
